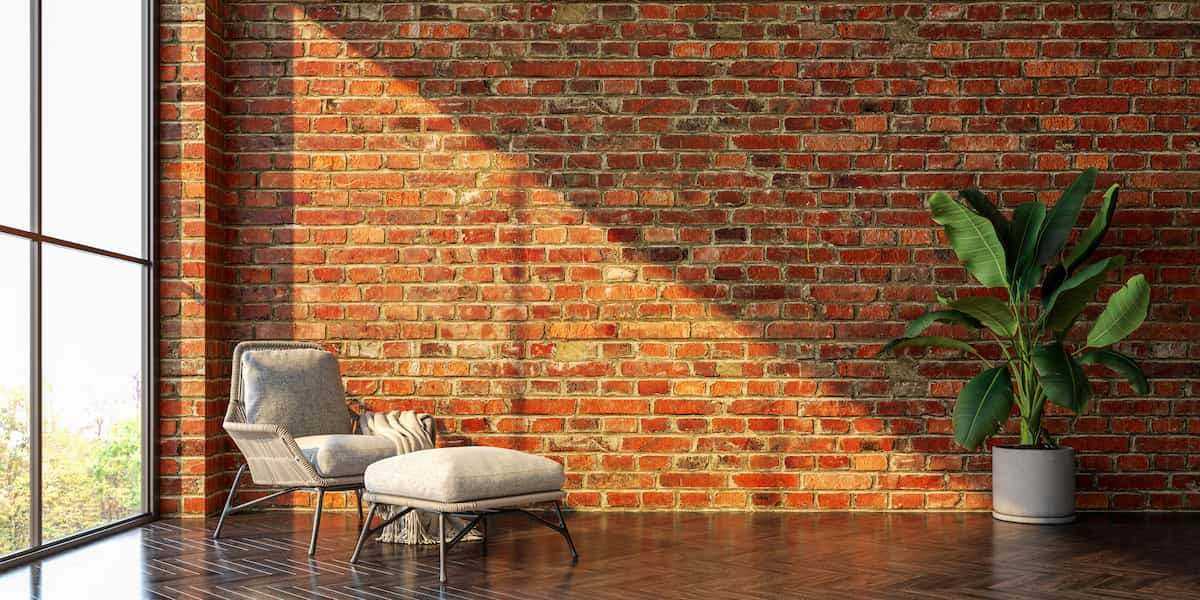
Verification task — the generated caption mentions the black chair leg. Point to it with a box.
[308,488,325,556]
[354,488,364,525]
[212,464,246,539]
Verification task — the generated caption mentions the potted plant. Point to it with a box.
[877,168,1151,524]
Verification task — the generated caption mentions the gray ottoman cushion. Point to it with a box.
[364,447,564,503]
[296,434,397,478]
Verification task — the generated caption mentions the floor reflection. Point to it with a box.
[0,511,1197,599]
[0,529,146,599]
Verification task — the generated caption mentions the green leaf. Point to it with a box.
[1078,349,1149,395]
[1064,184,1119,272]
[1087,274,1150,348]
[952,366,1014,450]
[1041,264,1067,307]
[902,309,983,338]
[875,336,983,359]
[1043,185,1118,308]
[1007,202,1046,294]
[939,295,1017,337]
[1033,342,1093,414]
[1034,168,1097,267]
[959,188,1010,245]
[929,191,1009,288]
[1041,255,1126,334]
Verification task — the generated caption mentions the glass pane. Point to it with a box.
[0,1,31,230]
[0,565,34,599]
[42,0,144,256]
[42,246,144,542]
[0,234,32,556]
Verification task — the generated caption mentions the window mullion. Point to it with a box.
[28,0,42,550]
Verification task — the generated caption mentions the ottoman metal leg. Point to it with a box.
[480,516,488,556]
[553,501,579,560]
[517,501,579,560]
[431,512,485,583]
[350,504,414,564]
[349,503,379,564]
[438,512,447,584]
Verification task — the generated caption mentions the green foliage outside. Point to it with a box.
[0,386,142,555]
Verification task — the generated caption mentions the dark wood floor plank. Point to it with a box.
[1,511,1198,599]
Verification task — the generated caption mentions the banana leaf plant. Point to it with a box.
[877,168,1151,449]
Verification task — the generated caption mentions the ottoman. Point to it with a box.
[349,446,578,583]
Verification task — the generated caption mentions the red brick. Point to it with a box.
[1025,61,1095,77]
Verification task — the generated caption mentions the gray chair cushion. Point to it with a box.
[364,447,564,503]
[240,349,351,438]
[295,434,397,478]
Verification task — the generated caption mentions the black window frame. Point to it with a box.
[0,0,158,567]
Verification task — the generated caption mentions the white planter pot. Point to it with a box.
[991,445,1076,524]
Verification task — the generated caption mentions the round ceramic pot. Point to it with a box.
[991,445,1076,524]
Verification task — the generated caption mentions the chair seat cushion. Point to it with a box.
[295,434,396,478]
[364,447,564,503]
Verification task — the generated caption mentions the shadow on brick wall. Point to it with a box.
[205,1,1200,513]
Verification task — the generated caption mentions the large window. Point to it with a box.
[0,0,153,561]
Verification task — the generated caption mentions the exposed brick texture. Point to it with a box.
[159,1,1200,515]
[158,0,233,515]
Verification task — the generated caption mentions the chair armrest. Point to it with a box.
[224,421,321,486]
[224,421,289,436]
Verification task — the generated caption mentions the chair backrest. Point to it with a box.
[227,341,352,438]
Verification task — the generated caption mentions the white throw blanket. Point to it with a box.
[358,410,481,544]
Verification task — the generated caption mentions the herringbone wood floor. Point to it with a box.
[1,511,1197,599]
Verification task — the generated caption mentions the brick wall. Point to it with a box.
[160,1,1200,514]
[159,0,233,515]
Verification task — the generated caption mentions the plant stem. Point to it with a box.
[1020,417,1036,445]
[1020,389,1046,446]
[1008,297,1031,417]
